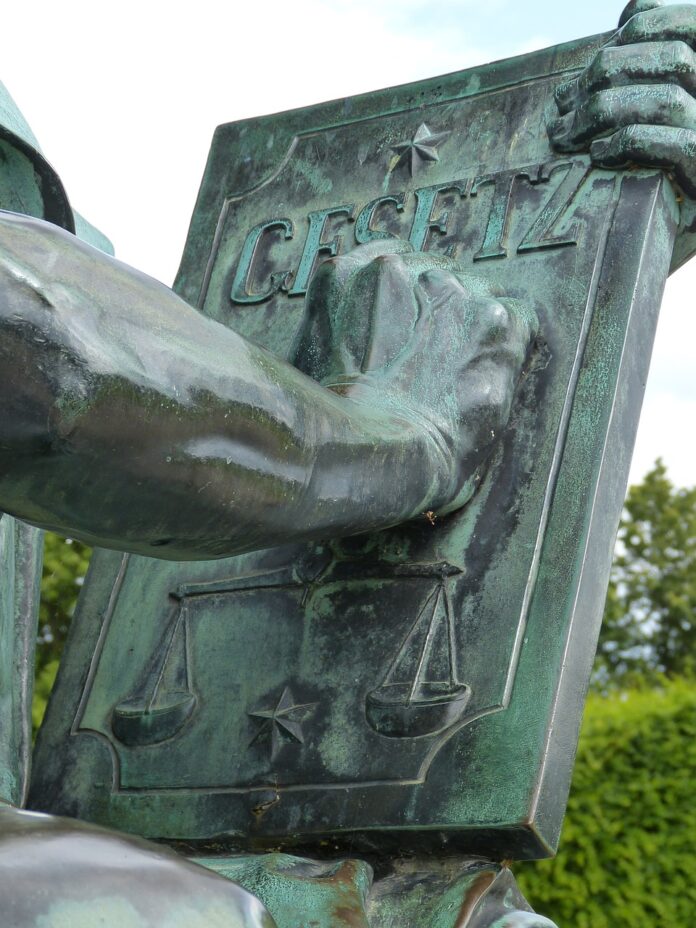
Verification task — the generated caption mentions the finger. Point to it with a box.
[413,273,522,431]
[549,84,696,151]
[305,238,413,307]
[449,297,533,453]
[619,0,664,29]
[498,298,539,349]
[554,41,696,116]
[590,123,696,195]
[295,258,344,376]
[324,238,414,278]
[297,239,414,374]
[418,271,536,368]
[471,297,538,372]
[392,250,502,299]
[618,5,696,50]
[349,252,421,371]
[416,268,479,340]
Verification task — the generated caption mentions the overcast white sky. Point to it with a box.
[1,0,693,487]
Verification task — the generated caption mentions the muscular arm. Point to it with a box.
[0,215,534,560]
[6,0,695,563]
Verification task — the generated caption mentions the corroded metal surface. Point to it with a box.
[0,2,692,925]
[0,80,111,809]
[0,519,40,807]
[194,852,557,928]
[28,7,687,861]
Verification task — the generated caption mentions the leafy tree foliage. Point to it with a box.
[29,469,696,924]
[33,533,91,730]
[595,460,696,686]
[516,677,696,927]
[32,658,60,734]
[37,532,91,675]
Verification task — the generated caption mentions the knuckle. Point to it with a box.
[321,255,342,272]
[481,298,510,323]
[479,299,513,341]
[595,47,612,71]
[619,9,648,43]
[664,84,694,121]
[371,253,406,273]
[309,256,341,289]
[418,267,467,305]
[668,39,694,72]
[312,263,335,291]
[665,83,685,109]
[680,127,696,155]
[592,48,614,80]
[474,378,512,422]
[356,252,408,292]
[618,123,642,144]
[584,90,613,128]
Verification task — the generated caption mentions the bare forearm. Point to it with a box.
[0,346,450,560]
[0,214,452,559]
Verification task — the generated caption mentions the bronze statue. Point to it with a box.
[1,1,695,925]
[0,225,535,559]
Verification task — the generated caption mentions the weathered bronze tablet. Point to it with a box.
[30,28,687,865]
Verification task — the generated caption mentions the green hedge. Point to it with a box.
[516,678,696,927]
[32,537,695,926]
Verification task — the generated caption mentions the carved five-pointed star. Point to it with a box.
[248,687,318,761]
[390,123,450,175]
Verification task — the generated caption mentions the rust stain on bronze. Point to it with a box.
[332,904,370,928]
[329,861,371,928]
[454,868,498,928]
[251,792,280,819]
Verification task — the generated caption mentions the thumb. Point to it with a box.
[618,0,664,28]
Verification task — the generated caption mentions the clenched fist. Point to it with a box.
[550,1,696,198]
[296,240,538,515]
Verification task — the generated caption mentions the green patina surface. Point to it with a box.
[196,854,372,928]
[28,26,679,863]
[0,80,113,251]
[0,3,693,927]
[194,854,557,928]
[0,81,112,808]
[0,517,41,806]
[33,898,252,928]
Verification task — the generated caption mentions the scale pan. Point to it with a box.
[111,692,197,747]
[366,682,471,739]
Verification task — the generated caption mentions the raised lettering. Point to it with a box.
[230,160,591,306]
[472,170,538,262]
[354,193,406,244]
[288,205,355,296]
[230,219,294,305]
[517,161,586,254]
[408,181,470,252]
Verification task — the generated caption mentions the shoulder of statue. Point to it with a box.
[0,80,112,255]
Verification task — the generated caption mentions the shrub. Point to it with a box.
[516,678,696,927]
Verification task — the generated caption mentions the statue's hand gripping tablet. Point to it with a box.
[4,4,696,927]
[0,216,535,559]
[296,240,538,516]
[551,0,696,200]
